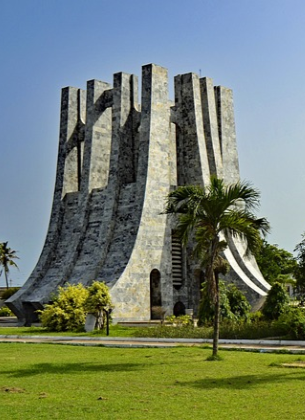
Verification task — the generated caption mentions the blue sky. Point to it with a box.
[1,0,305,286]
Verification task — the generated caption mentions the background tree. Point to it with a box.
[294,233,305,302]
[198,282,251,326]
[0,242,19,289]
[226,283,251,318]
[165,176,269,358]
[255,239,297,285]
[262,282,289,320]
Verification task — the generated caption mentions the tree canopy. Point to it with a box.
[294,233,305,301]
[0,242,19,289]
[255,239,297,285]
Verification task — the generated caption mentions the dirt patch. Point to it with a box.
[1,386,26,393]
[282,361,305,368]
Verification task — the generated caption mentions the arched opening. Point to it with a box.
[150,269,162,319]
[173,301,186,316]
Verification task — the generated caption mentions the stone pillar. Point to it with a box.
[62,87,86,197]
[89,73,138,276]
[200,77,223,178]
[110,64,173,321]
[215,86,240,184]
[174,72,210,187]
[80,80,112,194]
[113,72,138,185]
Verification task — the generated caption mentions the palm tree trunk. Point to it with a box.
[212,272,220,357]
[4,270,9,289]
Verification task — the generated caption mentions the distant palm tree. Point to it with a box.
[0,242,19,289]
[165,176,270,358]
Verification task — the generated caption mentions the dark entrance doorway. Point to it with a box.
[150,269,162,319]
[173,301,186,316]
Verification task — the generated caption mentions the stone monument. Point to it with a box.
[6,64,270,325]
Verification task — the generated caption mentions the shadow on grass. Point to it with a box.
[176,370,305,390]
[4,362,144,378]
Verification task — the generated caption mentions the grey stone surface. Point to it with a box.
[6,64,270,325]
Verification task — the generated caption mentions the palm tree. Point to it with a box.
[0,242,19,289]
[165,177,270,358]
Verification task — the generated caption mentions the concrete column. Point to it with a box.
[88,73,137,275]
[110,64,173,321]
[174,73,210,187]
[61,87,86,197]
[80,80,112,194]
[113,72,138,184]
[200,77,223,178]
[215,86,240,184]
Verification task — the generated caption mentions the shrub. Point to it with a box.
[39,283,89,331]
[165,314,193,326]
[275,307,305,339]
[262,282,290,320]
[248,310,264,323]
[85,281,113,330]
[0,306,13,316]
[226,284,251,318]
[218,318,285,340]
[1,287,20,300]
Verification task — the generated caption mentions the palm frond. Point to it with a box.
[165,185,205,215]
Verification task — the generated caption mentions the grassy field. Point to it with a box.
[1,343,305,419]
[0,325,212,339]
[0,325,139,337]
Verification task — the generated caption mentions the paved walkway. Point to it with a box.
[1,334,305,353]
[1,317,305,353]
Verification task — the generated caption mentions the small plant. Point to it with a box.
[85,281,113,330]
[165,314,193,326]
[165,315,176,324]
[0,306,13,316]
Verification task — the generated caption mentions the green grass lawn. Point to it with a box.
[0,325,139,337]
[0,344,305,419]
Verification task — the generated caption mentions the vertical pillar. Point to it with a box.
[80,80,112,194]
[109,64,173,321]
[137,64,171,204]
[200,77,223,178]
[215,86,240,184]
[137,64,172,314]
[61,87,86,197]
[113,72,138,184]
[93,73,138,275]
[174,73,210,187]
